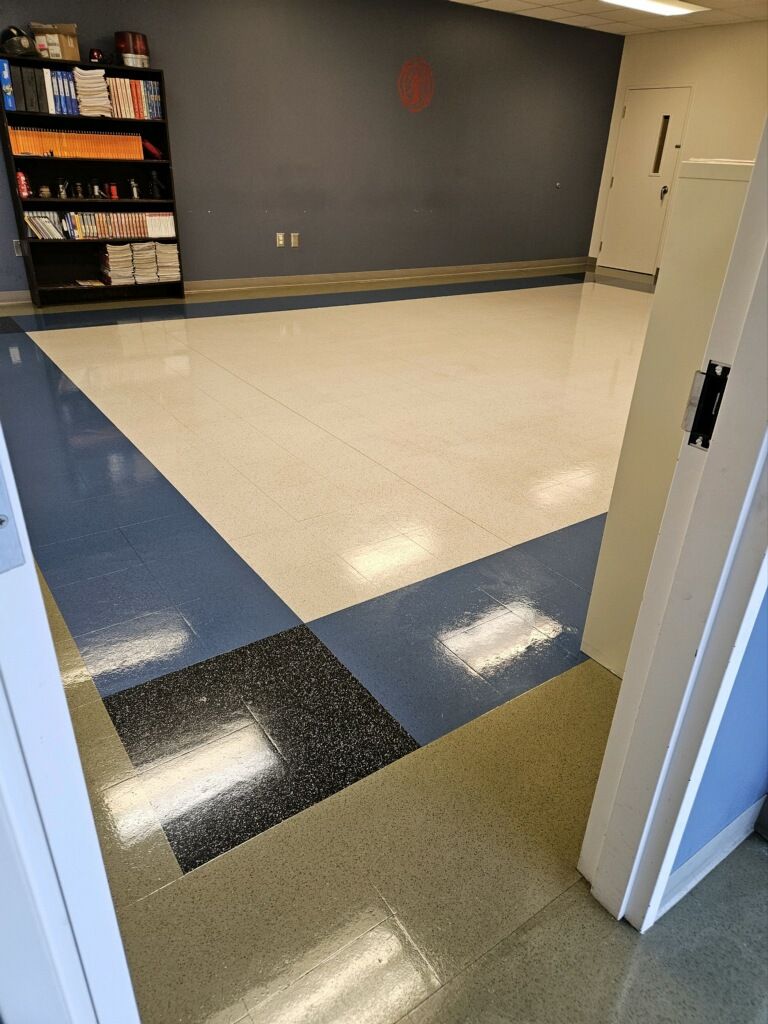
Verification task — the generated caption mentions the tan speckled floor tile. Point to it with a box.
[404,837,768,1023]
[115,659,618,1024]
[42,580,182,909]
[118,806,392,1024]
[39,571,101,710]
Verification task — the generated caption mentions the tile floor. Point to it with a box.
[1,276,650,869]
[45,590,768,1024]
[9,276,765,1022]
[26,276,650,618]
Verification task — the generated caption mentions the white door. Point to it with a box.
[599,87,691,275]
[581,131,767,932]
[0,425,140,1023]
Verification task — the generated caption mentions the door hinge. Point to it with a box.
[682,360,731,451]
[598,241,603,252]
[609,176,614,189]
[622,105,626,119]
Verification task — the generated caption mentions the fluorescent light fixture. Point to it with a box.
[601,0,709,14]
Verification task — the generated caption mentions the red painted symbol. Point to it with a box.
[398,57,434,113]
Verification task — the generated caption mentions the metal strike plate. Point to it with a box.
[0,471,25,574]
[685,360,730,451]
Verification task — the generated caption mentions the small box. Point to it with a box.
[29,23,81,61]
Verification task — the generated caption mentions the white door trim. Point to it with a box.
[580,129,768,932]
[0,424,140,1023]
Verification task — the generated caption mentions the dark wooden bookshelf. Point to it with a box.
[0,56,184,306]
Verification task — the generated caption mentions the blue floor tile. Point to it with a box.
[121,509,221,562]
[311,515,605,744]
[516,513,606,591]
[143,545,260,606]
[53,564,173,637]
[36,529,141,588]
[311,611,505,746]
[78,609,211,698]
[180,584,300,661]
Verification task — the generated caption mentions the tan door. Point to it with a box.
[599,87,690,275]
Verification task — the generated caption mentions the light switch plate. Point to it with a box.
[290,232,300,248]
[276,232,285,248]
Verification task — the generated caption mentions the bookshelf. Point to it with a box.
[0,55,184,306]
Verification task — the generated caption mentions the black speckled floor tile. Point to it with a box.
[105,625,418,871]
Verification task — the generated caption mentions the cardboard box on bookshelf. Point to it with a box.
[30,23,81,62]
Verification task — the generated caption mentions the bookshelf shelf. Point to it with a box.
[6,111,167,125]
[21,197,174,206]
[0,57,184,306]
[11,156,170,164]
[27,237,178,244]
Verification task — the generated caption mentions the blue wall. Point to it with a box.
[674,590,768,869]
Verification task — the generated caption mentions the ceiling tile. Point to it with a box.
[517,5,581,17]
[558,12,615,21]
[477,0,539,11]
[558,0,619,13]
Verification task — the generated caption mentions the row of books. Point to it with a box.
[103,241,180,285]
[25,210,177,240]
[0,60,162,120]
[107,77,162,120]
[9,127,144,160]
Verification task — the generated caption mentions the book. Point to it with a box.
[21,68,39,112]
[34,68,49,114]
[0,59,15,111]
[10,65,24,110]
[43,69,55,116]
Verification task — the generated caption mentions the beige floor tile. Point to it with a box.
[30,283,650,616]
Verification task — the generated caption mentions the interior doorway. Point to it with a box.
[598,86,691,276]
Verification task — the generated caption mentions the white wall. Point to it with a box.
[590,21,768,259]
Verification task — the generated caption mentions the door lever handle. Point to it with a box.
[660,185,669,201]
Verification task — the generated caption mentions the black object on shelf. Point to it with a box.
[0,55,184,306]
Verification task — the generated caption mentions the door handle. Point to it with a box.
[660,185,669,201]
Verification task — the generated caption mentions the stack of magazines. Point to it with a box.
[156,242,181,282]
[131,241,159,284]
[73,67,112,117]
[102,244,134,285]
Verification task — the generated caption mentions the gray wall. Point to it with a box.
[0,0,623,290]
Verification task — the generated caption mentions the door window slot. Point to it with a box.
[651,115,671,175]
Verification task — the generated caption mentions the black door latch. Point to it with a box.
[683,360,731,451]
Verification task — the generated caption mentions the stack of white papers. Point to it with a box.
[103,244,134,285]
[74,68,113,117]
[131,241,159,284]
[156,242,181,281]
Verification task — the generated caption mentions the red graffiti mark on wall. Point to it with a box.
[398,58,434,113]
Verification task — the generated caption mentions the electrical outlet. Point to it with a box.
[290,232,300,248]
[12,240,21,257]
[276,232,285,248]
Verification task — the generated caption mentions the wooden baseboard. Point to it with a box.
[0,290,31,305]
[185,257,594,294]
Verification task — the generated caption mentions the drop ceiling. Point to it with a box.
[449,0,768,35]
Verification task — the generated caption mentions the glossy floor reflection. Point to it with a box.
[28,278,650,619]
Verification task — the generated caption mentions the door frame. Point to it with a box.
[0,423,140,1023]
[598,84,693,276]
[581,129,767,932]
